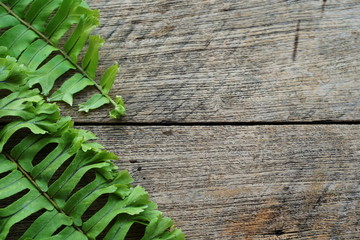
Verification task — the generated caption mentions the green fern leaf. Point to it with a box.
[0,0,125,118]
[100,63,119,95]
[0,59,184,239]
[82,35,104,79]
[79,93,110,113]
[47,73,95,105]
[0,57,184,240]
[0,154,87,240]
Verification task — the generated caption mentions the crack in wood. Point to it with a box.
[292,20,301,62]
[322,0,327,13]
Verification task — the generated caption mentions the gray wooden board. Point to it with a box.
[5,0,360,239]
[77,125,360,239]
[58,0,360,123]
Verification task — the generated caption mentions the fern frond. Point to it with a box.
[0,58,184,238]
[0,0,125,118]
[0,154,88,240]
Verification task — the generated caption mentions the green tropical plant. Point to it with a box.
[0,0,185,239]
[0,0,125,118]
[0,56,184,240]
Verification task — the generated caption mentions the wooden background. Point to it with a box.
[74,0,359,239]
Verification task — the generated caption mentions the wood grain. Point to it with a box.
[5,1,360,239]
[79,125,360,239]
[59,0,360,123]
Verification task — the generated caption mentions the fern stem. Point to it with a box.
[3,152,89,237]
[0,2,118,108]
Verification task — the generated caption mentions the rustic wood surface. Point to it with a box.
[61,0,360,123]
[80,125,360,240]
[77,0,359,239]
[5,0,360,239]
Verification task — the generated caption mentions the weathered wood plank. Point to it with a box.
[78,125,360,239]
[60,0,360,123]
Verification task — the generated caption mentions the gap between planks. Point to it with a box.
[75,120,360,127]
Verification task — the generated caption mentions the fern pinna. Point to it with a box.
[0,0,185,239]
[0,0,125,118]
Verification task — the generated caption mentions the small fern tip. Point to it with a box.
[109,95,126,118]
